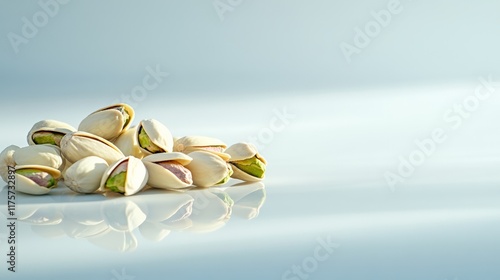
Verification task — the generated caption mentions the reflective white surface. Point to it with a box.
[1,87,500,279]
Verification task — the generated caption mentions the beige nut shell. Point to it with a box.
[185,151,231,188]
[136,119,174,155]
[27,120,76,146]
[99,156,148,196]
[60,131,125,165]
[174,136,228,155]
[225,142,266,182]
[64,156,109,194]
[78,103,135,141]
[0,145,19,183]
[114,126,145,159]
[142,152,193,190]
[15,165,61,195]
[13,145,64,171]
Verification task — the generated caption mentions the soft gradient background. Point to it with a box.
[1,1,500,280]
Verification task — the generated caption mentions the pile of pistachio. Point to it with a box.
[0,104,266,196]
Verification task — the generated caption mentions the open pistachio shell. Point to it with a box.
[0,145,19,183]
[174,136,230,161]
[185,151,233,188]
[114,126,145,159]
[13,145,64,171]
[99,156,148,196]
[27,120,76,147]
[64,156,109,194]
[15,165,61,195]
[225,143,266,182]
[78,103,135,141]
[142,152,193,190]
[60,131,125,165]
[136,119,174,155]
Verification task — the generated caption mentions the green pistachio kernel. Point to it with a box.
[138,127,163,153]
[105,172,127,193]
[233,156,265,178]
[32,131,64,146]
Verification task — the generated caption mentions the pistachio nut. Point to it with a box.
[185,151,233,188]
[15,165,61,195]
[27,120,76,147]
[64,156,109,194]
[142,152,193,190]
[174,136,230,161]
[78,103,134,141]
[114,126,145,159]
[60,131,124,165]
[225,143,266,182]
[0,145,19,182]
[99,156,148,196]
[13,145,64,171]
[136,119,174,155]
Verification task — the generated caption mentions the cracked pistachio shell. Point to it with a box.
[27,120,76,147]
[185,151,232,188]
[174,136,230,161]
[136,119,174,155]
[78,103,135,141]
[13,145,64,171]
[114,126,145,159]
[225,143,267,182]
[60,131,125,165]
[15,165,61,195]
[99,156,148,196]
[64,156,109,194]
[142,152,193,190]
[0,145,19,182]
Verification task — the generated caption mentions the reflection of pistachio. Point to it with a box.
[225,143,267,182]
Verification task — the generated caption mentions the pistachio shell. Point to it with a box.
[15,165,61,195]
[78,103,135,141]
[64,156,109,193]
[60,131,125,165]
[136,119,174,155]
[225,143,266,182]
[142,152,193,190]
[27,120,76,146]
[0,145,19,182]
[174,136,230,161]
[185,151,232,188]
[13,145,63,170]
[114,126,145,159]
[99,156,148,196]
